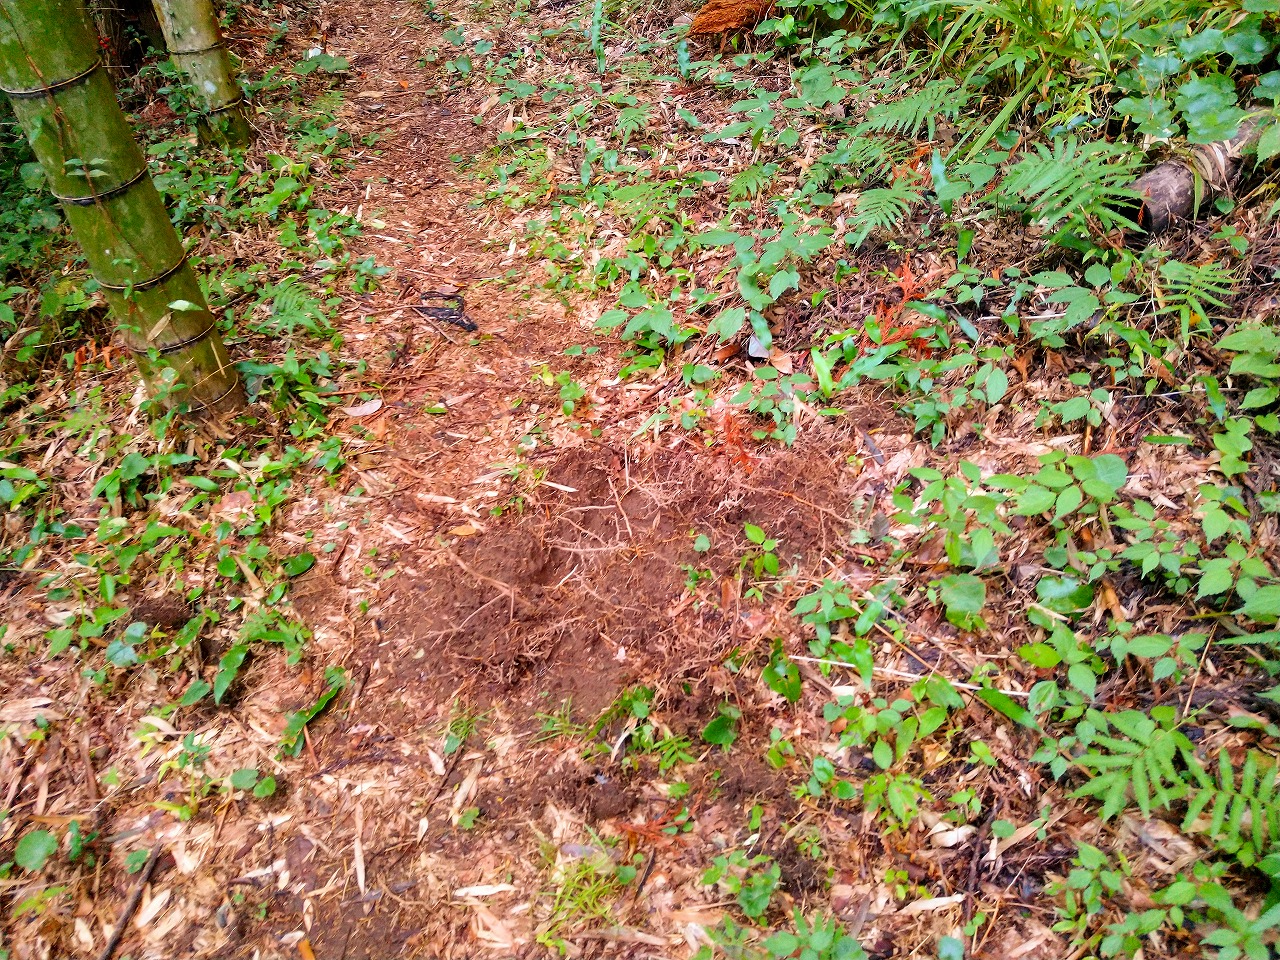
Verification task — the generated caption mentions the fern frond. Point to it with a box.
[845,179,924,247]
[311,90,345,116]
[1183,749,1280,865]
[1154,257,1236,334]
[805,135,905,192]
[255,278,332,338]
[994,136,1143,233]
[1069,709,1205,820]
[860,78,973,140]
[614,105,653,144]
[728,162,779,201]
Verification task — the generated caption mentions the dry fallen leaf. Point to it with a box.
[340,397,383,418]
[454,883,518,898]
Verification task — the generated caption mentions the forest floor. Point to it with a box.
[4,0,1280,958]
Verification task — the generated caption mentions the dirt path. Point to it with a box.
[0,2,1089,957]
[200,2,940,957]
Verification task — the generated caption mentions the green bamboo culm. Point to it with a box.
[150,0,253,147]
[0,0,244,414]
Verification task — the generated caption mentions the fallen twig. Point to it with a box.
[791,656,1031,698]
[96,844,162,960]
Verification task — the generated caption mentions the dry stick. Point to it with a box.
[96,843,162,960]
[791,655,1032,698]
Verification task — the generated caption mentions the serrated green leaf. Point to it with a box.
[939,573,986,616]
[1224,24,1273,64]
[1241,586,1280,624]
[709,306,746,341]
[1055,484,1084,519]
[1020,642,1062,668]
[1175,74,1246,144]
[283,552,315,577]
[15,830,58,872]
[214,644,249,704]
[702,712,738,748]
[1068,663,1097,699]
[1015,484,1056,515]
[977,688,1038,729]
[872,739,893,769]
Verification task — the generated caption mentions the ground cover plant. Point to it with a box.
[2,0,1280,957]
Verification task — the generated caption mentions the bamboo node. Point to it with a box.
[0,57,101,98]
[52,163,149,206]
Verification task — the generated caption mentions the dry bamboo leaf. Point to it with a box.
[455,883,518,897]
[898,892,965,914]
[354,801,367,895]
[340,397,384,418]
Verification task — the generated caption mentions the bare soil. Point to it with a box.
[189,3,945,956]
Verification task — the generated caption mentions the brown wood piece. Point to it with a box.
[1130,118,1263,235]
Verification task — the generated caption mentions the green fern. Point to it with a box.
[1071,709,1199,820]
[805,135,904,193]
[589,0,606,73]
[311,90,345,116]
[1184,749,1280,867]
[729,163,779,201]
[845,179,924,247]
[1070,710,1280,868]
[860,78,973,140]
[614,105,652,144]
[1154,257,1236,340]
[254,278,332,338]
[993,137,1142,234]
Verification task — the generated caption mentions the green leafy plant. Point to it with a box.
[703,850,782,920]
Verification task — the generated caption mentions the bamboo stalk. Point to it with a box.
[1129,119,1264,236]
[150,0,252,147]
[0,0,244,414]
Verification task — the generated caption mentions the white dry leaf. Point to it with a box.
[471,904,516,949]
[417,493,459,506]
[425,747,446,776]
[148,897,187,941]
[134,888,171,930]
[73,917,95,953]
[454,883,518,898]
[138,715,181,738]
[449,763,482,824]
[928,824,976,848]
[340,398,383,418]
[353,798,368,901]
[898,893,965,915]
